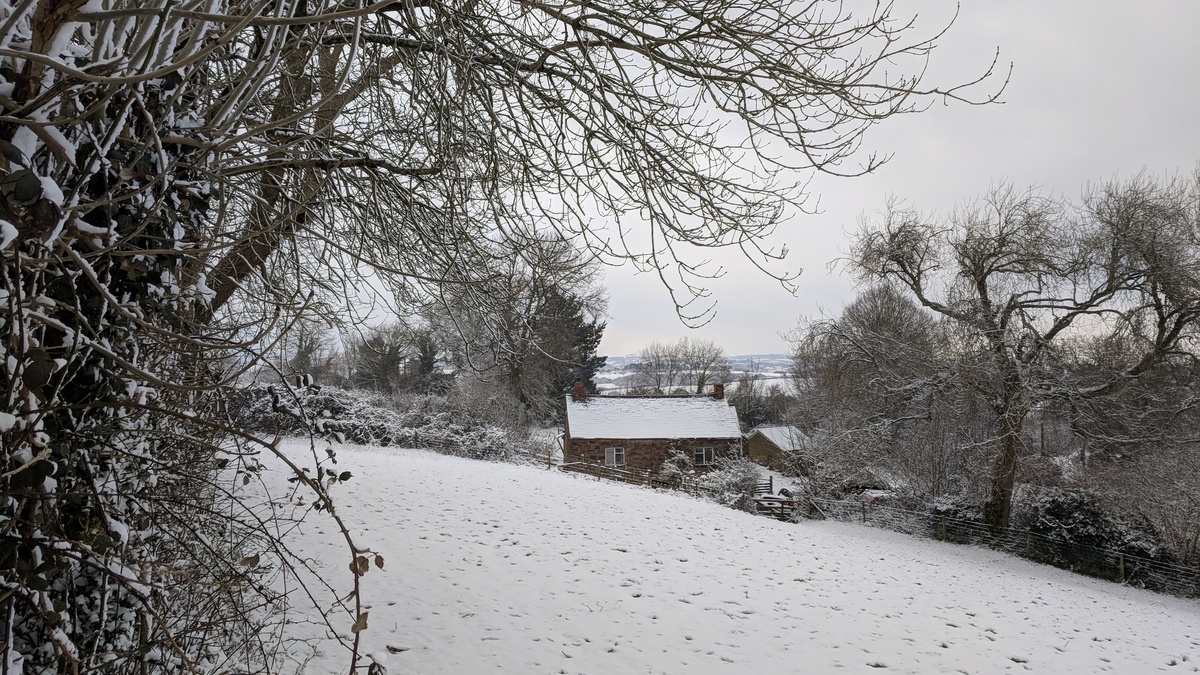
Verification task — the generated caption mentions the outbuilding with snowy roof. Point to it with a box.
[563,382,742,473]
[746,425,807,472]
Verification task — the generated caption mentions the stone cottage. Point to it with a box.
[563,382,743,472]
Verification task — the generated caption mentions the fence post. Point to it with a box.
[1119,553,1125,583]
[861,501,866,523]
[940,516,947,541]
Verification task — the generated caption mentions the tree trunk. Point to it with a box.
[983,405,1024,530]
[982,342,1026,531]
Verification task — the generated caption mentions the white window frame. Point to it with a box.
[694,446,714,466]
[605,446,626,467]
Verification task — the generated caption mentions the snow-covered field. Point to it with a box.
[273,442,1199,674]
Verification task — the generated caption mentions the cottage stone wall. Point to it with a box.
[565,437,743,472]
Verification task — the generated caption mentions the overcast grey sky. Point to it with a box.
[596,0,1200,357]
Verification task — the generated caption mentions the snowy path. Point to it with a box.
[276,442,1200,674]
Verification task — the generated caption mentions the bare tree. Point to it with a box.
[428,236,607,420]
[282,322,347,386]
[636,339,689,393]
[851,174,1200,528]
[635,337,731,394]
[685,339,734,395]
[1063,335,1200,564]
[727,365,795,431]
[183,0,1005,333]
[789,285,986,496]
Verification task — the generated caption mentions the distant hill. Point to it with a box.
[600,353,791,373]
[726,354,792,373]
[595,353,792,392]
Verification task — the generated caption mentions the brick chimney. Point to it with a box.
[712,383,724,400]
[572,379,586,401]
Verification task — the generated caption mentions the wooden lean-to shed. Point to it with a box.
[563,383,742,472]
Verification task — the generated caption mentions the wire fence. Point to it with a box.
[560,461,1200,598]
[804,497,1200,599]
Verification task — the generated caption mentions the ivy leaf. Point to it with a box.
[1,169,43,202]
[22,349,53,391]
[0,139,26,167]
[339,471,352,482]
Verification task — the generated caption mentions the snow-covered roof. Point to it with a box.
[749,425,806,450]
[566,395,741,440]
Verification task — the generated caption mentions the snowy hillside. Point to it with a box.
[274,442,1199,674]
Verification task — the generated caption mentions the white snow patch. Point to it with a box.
[108,519,129,544]
[174,113,205,129]
[192,273,216,302]
[73,218,110,235]
[10,127,36,163]
[39,124,76,162]
[38,176,63,206]
[0,220,17,250]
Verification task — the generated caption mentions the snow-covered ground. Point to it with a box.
[272,441,1200,674]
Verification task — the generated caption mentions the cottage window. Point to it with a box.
[694,446,714,466]
[605,446,625,467]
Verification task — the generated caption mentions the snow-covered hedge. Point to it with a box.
[229,385,530,461]
[1012,488,1171,563]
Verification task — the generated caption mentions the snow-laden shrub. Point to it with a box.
[446,377,529,431]
[700,458,762,512]
[231,385,530,461]
[1012,488,1171,565]
[928,493,984,524]
[655,447,695,487]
